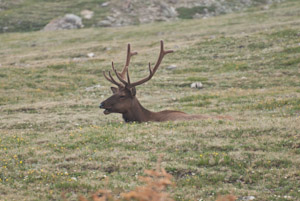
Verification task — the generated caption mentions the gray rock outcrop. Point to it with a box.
[98,0,178,27]
[97,0,285,27]
[43,14,83,31]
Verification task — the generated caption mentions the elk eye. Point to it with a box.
[120,95,126,99]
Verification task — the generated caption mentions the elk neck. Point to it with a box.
[121,97,159,123]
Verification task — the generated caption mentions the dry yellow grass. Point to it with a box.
[75,159,237,201]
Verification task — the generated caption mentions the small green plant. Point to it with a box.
[177,6,216,19]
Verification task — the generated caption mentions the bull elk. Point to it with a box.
[99,41,231,122]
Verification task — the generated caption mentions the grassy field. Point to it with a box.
[0,0,300,200]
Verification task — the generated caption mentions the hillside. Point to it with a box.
[0,0,109,32]
[0,0,300,200]
[0,0,285,33]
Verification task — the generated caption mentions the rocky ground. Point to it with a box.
[0,0,285,32]
[97,0,285,27]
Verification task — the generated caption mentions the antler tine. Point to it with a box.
[112,62,128,86]
[103,43,137,88]
[102,71,123,88]
[152,40,174,75]
[129,40,173,87]
[108,71,124,87]
[103,41,172,89]
[118,44,138,80]
[126,68,131,85]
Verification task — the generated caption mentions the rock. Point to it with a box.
[168,0,179,3]
[2,26,8,32]
[166,64,177,70]
[94,0,282,28]
[241,76,247,80]
[106,16,116,22]
[85,84,102,91]
[80,10,94,19]
[98,15,121,27]
[98,14,133,27]
[239,196,255,201]
[191,82,203,89]
[43,14,83,31]
[98,20,113,27]
[87,52,95,58]
[159,2,177,18]
[193,13,202,19]
[101,2,110,7]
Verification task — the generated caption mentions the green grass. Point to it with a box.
[177,6,216,19]
[0,0,300,200]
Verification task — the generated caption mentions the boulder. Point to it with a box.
[166,64,177,70]
[98,19,113,27]
[191,82,203,89]
[87,52,95,58]
[101,2,110,7]
[80,10,94,19]
[239,196,255,201]
[159,2,177,18]
[43,14,83,31]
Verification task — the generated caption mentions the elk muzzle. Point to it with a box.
[99,102,111,115]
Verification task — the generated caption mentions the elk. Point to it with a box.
[99,41,231,122]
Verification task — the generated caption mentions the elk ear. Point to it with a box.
[111,87,118,94]
[129,87,136,96]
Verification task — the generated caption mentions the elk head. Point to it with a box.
[99,41,174,118]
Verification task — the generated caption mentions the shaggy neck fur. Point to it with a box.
[121,97,195,123]
[122,98,153,122]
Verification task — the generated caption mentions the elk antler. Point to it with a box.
[103,43,137,86]
[119,44,138,80]
[102,64,123,88]
[113,40,173,87]
[103,40,173,88]
[129,40,173,87]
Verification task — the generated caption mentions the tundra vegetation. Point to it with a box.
[0,0,299,200]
